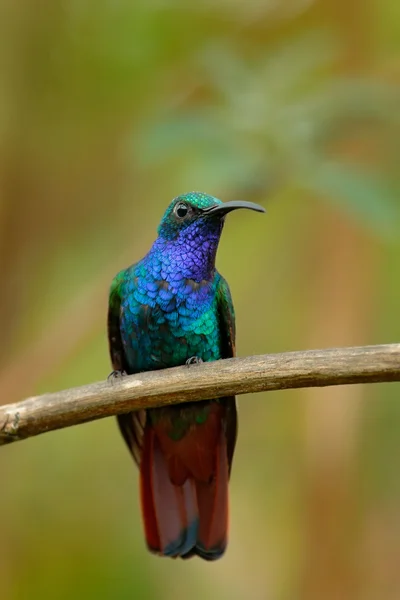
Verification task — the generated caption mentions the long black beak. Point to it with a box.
[203,200,266,217]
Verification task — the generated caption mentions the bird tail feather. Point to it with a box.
[140,423,229,560]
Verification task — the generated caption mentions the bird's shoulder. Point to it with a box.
[110,262,143,297]
[214,271,234,307]
[214,270,236,355]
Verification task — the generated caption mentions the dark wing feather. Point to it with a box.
[108,268,146,467]
[108,270,129,373]
[215,273,238,475]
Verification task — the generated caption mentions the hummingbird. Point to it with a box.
[107,192,265,560]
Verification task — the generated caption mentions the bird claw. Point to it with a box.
[186,356,203,366]
[108,370,127,383]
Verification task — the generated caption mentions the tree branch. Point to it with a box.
[1,344,399,446]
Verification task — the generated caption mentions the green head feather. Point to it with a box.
[157,191,222,240]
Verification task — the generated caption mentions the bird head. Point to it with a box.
[157,191,265,242]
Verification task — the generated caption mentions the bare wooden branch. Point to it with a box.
[1,344,399,446]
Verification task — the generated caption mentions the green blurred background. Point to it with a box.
[1,1,399,599]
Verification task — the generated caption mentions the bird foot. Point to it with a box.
[186,356,203,366]
[108,370,127,383]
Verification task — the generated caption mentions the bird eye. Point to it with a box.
[174,202,189,219]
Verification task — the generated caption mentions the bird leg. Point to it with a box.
[185,356,203,366]
[108,370,128,382]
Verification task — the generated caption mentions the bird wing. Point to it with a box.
[107,268,146,467]
[215,273,238,474]
[108,269,129,373]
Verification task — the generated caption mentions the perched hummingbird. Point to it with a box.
[108,191,265,560]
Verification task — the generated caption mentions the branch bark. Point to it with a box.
[1,344,399,446]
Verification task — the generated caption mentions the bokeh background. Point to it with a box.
[1,1,399,599]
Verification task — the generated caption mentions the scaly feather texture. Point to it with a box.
[107,191,265,560]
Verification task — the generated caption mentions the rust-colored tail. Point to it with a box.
[140,420,229,560]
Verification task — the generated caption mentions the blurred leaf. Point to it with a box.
[303,160,399,237]
[200,31,338,101]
